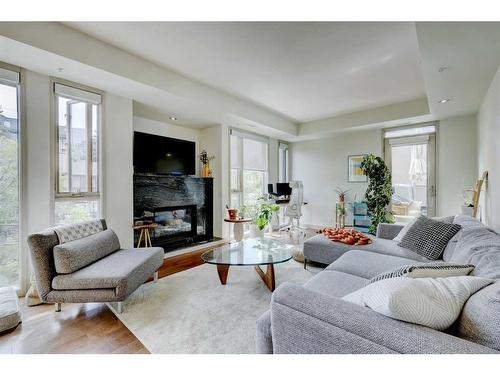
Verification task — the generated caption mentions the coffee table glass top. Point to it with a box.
[201,238,294,266]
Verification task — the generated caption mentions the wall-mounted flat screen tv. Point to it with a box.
[133,131,196,175]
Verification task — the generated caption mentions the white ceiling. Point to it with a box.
[66,22,426,123]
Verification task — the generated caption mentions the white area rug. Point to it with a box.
[112,259,320,353]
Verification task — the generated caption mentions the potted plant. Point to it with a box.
[334,187,350,227]
[360,154,395,234]
[240,200,279,238]
[199,150,214,177]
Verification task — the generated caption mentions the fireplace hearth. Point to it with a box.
[133,174,213,252]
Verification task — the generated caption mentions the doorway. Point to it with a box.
[384,125,437,224]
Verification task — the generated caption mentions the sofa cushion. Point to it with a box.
[443,215,485,261]
[399,215,461,260]
[326,250,426,279]
[369,262,475,284]
[303,234,430,265]
[304,270,367,298]
[0,287,21,333]
[53,229,121,274]
[53,219,106,244]
[52,247,164,299]
[453,281,500,351]
[448,226,500,279]
[343,276,493,331]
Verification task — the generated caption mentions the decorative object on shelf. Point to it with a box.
[199,149,214,177]
[318,227,372,245]
[360,154,394,234]
[240,199,279,238]
[227,207,238,220]
[348,154,368,182]
[334,187,350,228]
[352,201,371,233]
[133,223,158,247]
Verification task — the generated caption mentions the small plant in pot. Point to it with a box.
[240,199,279,238]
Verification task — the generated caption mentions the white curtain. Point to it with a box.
[408,144,426,185]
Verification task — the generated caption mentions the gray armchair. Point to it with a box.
[27,219,164,313]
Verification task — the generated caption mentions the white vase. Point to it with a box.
[249,224,265,238]
[461,205,474,216]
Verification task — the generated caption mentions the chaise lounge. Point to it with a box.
[27,219,164,313]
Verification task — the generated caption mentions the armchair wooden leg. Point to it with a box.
[55,302,61,312]
[304,259,307,269]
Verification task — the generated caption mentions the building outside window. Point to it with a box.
[0,65,20,288]
[54,83,101,225]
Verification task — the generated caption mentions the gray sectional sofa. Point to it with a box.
[28,219,164,313]
[256,215,500,354]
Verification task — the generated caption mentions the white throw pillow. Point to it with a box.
[393,217,417,243]
[342,276,493,331]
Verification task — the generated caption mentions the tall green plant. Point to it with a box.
[360,154,394,234]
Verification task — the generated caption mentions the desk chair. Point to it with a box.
[282,181,307,242]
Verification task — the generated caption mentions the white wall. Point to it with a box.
[21,69,52,292]
[438,114,477,217]
[478,64,500,231]
[199,125,224,238]
[291,129,383,227]
[102,94,134,247]
[23,70,52,235]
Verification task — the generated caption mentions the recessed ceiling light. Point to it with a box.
[169,116,178,121]
[438,98,450,104]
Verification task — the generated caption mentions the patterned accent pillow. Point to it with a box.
[54,219,105,244]
[399,216,461,260]
[369,263,475,284]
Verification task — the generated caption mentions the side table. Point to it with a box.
[133,223,158,247]
[224,218,251,242]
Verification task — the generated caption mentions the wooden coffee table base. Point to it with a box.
[215,264,276,291]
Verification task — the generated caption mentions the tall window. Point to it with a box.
[278,142,289,183]
[230,129,269,208]
[54,83,101,225]
[0,66,20,288]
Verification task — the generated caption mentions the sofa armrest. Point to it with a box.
[269,283,497,354]
[376,223,405,240]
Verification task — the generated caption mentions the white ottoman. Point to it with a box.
[0,287,21,333]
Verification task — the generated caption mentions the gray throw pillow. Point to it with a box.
[369,262,475,284]
[399,216,461,260]
[53,229,121,274]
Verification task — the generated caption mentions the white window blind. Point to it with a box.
[54,83,101,104]
[0,67,20,84]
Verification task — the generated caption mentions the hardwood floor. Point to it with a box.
[0,300,149,354]
[0,242,227,354]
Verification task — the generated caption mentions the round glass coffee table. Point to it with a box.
[201,238,294,291]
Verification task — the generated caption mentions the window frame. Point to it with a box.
[53,82,101,199]
[229,128,269,208]
[51,79,103,225]
[0,62,23,291]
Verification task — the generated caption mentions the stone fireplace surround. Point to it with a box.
[133,174,213,252]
